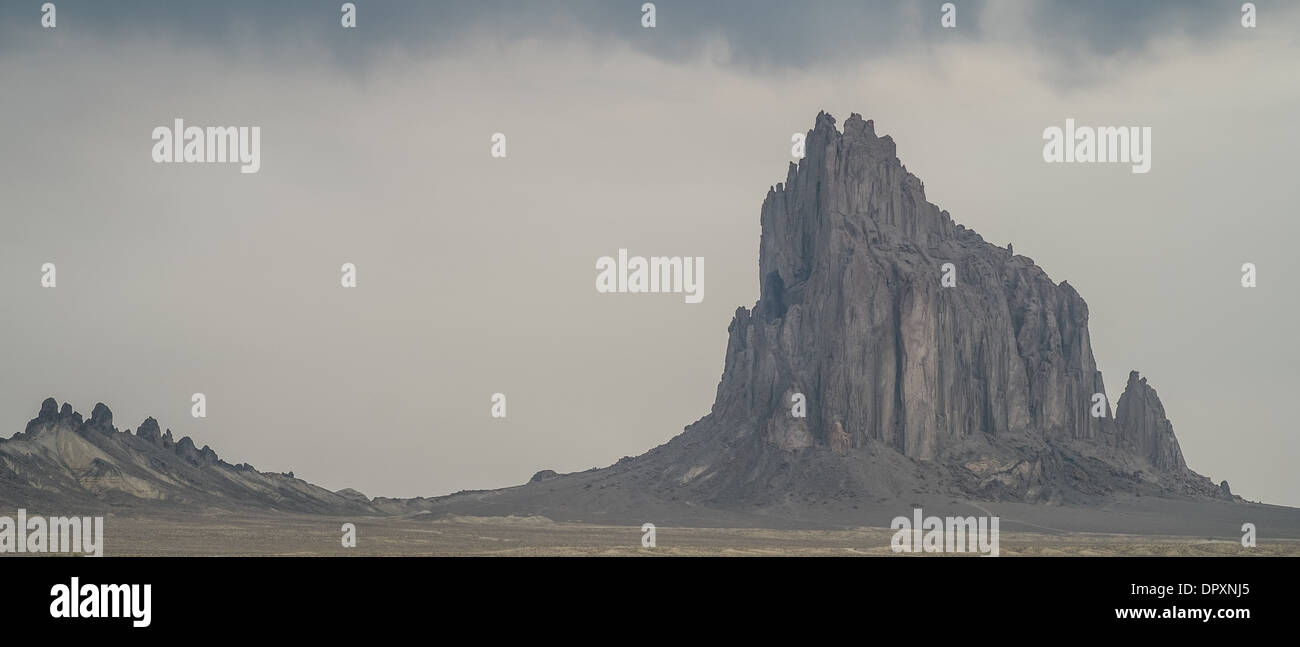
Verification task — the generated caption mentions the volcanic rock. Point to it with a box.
[453,112,1231,511]
[0,399,377,514]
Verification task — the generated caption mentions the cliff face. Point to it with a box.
[732,112,1111,460]
[625,112,1228,505]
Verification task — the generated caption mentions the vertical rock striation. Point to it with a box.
[729,112,1114,461]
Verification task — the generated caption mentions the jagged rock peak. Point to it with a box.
[89,402,113,427]
[762,112,955,304]
[22,399,228,467]
[24,397,79,435]
[1115,371,1188,473]
[136,417,162,444]
[199,445,219,464]
[170,434,220,466]
[175,435,199,460]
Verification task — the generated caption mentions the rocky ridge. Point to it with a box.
[0,398,376,514]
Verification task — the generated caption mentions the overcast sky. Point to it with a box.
[2,1,1298,507]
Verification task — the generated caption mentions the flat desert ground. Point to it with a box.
[52,509,1300,557]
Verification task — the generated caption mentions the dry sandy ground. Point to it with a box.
[67,511,1300,557]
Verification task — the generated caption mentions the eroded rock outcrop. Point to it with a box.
[3,400,378,513]
[542,112,1228,506]
[1115,371,1187,473]
[729,112,1118,462]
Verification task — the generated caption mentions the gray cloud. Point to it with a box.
[0,1,1271,72]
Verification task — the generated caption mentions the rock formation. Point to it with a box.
[489,112,1233,511]
[1,398,376,513]
[529,469,560,483]
[1114,371,1187,473]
